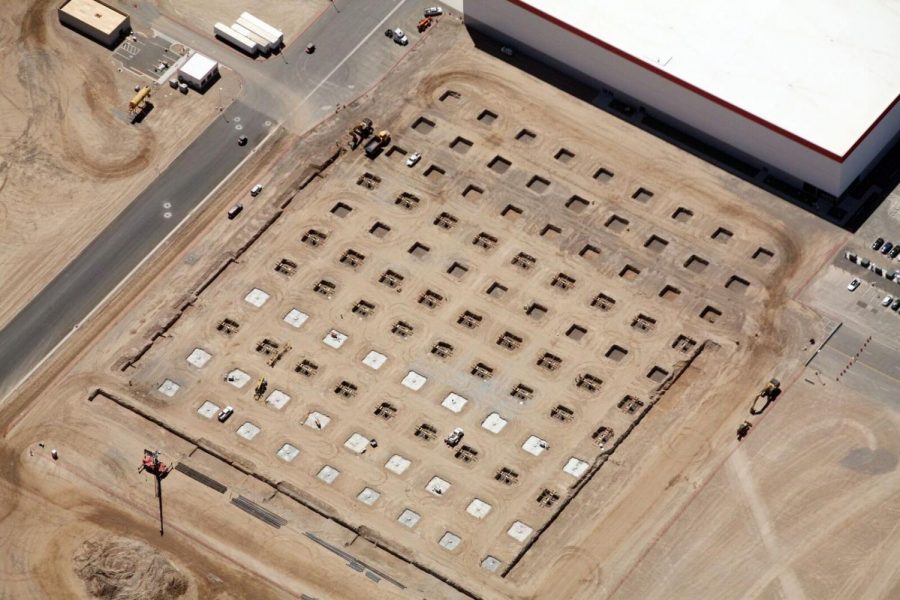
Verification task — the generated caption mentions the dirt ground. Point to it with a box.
[1,14,892,600]
[0,0,239,330]
[154,0,329,47]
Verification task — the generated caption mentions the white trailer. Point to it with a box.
[238,12,283,48]
[214,22,258,56]
[230,22,271,55]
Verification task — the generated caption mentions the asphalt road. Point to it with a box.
[0,0,428,401]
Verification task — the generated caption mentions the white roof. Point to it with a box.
[520,0,900,157]
[179,53,218,81]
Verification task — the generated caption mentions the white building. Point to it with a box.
[466,0,900,196]
[58,0,131,47]
[178,53,219,90]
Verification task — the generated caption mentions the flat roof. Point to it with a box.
[513,0,900,159]
[60,0,127,35]
[179,53,218,80]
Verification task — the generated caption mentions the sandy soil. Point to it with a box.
[0,0,238,329]
[155,0,329,47]
[1,15,890,600]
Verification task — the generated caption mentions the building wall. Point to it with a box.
[465,0,871,196]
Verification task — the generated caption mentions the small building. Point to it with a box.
[58,0,131,47]
[177,53,219,90]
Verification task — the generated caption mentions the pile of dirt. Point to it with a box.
[73,534,188,600]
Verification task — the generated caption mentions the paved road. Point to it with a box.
[0,0,426,400]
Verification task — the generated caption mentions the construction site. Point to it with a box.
[2,2,900,599]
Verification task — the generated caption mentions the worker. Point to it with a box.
[51,449,59,460]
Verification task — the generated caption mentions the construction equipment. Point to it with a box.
[736,421,752,441]
[139,449,171,478]
[417,17,432,32]
[364,129,391,157]
[750,377,781,415]
[254,377,268,400]
[128,86,152,123]
[349,118,373,149]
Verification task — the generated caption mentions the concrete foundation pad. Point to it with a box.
[427,476,451,496]
[362,350,387,370]
[283,308,309,328]
[317,465,340,484]
[507,520,534,543]
[385,454,411,475]
[236,421,261,440]
[186,348,212,368]
[564,456,590,477]
[441,392,468,413]
[276,443,300,462]
[401,370,427,390]
[344,432,370,454]
[225,369,251,388]
[466,498,492,519]
[522,435,549,456]
[158,379,180,397]
[244,287,270,307]
[398,508,421,528]
[323,329,348,349]
[357,487,381,506]
[439,531,462,551]
[265,389,291,410]
[304,411,331,430]
[197,400,219,418]
[482,412,508,433]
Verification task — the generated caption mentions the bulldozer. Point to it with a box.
[750,377,780,415]
[349,118,373,149]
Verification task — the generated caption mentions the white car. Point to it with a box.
[424,7,443,17]
[250,184,263,196]
[391,28,408,45]
[406,152,421,167]
[217,406,234,423]
[847,278,860,291]
[882,295,893,307]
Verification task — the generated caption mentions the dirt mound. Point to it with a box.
[73,534,188,600]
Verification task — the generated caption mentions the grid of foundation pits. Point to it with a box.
[131,83,783,577]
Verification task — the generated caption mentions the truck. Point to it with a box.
[230,22,272,55]
[214,23,259,56]
[238,12,283,49]
[364,130,391,157]
[128,86,151,123]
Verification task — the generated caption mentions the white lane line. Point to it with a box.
[0,125,281,407]
[283,0,408,122]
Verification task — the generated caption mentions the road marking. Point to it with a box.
[284,0,408,124]
[0,124,281,407]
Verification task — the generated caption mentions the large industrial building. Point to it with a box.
[466,0,900,197]
[58,0,131,47]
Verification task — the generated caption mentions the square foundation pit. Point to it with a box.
[276,443,300,462]
[385,454,412,475]
[507,521,534,543]
[304,411,331,430]
[401,370,427,391]
[398,509,421,528]
[317,465,340,484]
[482,412,508,433]
[225,369,251,388]
[236,422,261,441]
[283,308,309,328]
[157,379,180,397]
[323,329,348,349]
[244,288,270,307]
[427,476,451,496]
[481,556,502,572]
[357,487,381,506]
[344,433,371,454]
[362,350,388,370]
[441,392,468,413]
[522,435,550,456]
[564,457,590,478]
[466,498,493,519]
[265,390,291,410]
[197,401,219,419]
[186,348,212,368]
[439,532,462,551]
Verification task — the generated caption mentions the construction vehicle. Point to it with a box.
[364,130,391,158]
[750,377,781,415]
[736,421,752,441]
[417,17,432,32]
[254,377,268,400]
[138,449,171,478]
[128,86,152,123]
[349,118,373,149]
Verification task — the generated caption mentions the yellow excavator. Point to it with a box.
[129,86,152,123]
[349,118,373,149]
[750,378,780,415]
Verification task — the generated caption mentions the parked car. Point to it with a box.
[891,298,900,311]
[250,184,263,196]
[882,295,894,307]
[424,7,443,17]
[218,406,234,422]
[388,28,408,45]
[890,245,900,259]
[237,135,248,146]
[227,203,243,220]
[882,241,894,255]
[406,151,421,167]
[848,278,861,291]
[872,237,885,250]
